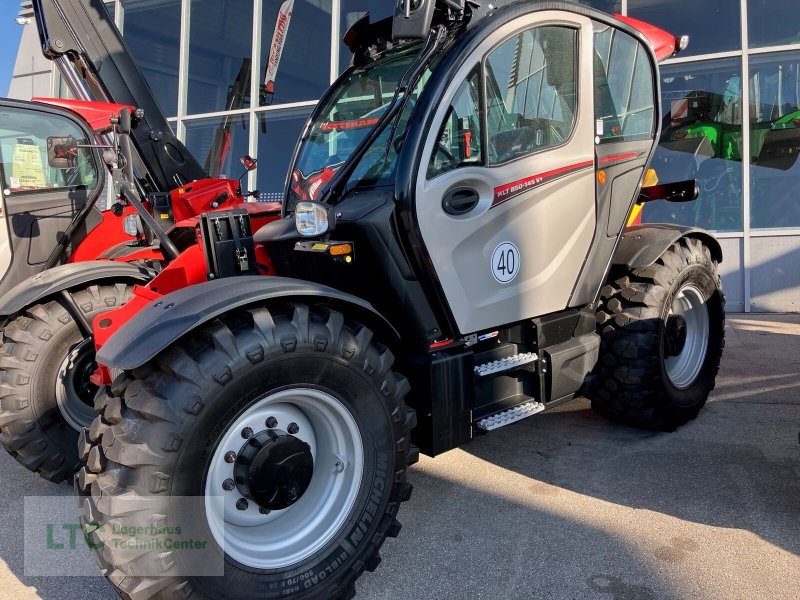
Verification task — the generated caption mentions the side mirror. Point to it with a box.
[240,155,258,171]
[47,135,79,169]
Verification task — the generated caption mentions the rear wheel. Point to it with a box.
[77,303,416,600]
[589,237,725,430]
[0,283,132,483]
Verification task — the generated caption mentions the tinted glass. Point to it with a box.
[643,59,743,232]
[123,0,182,117]
[256,107,311,202]
[428,70,482,179]
[748,0,800,48]
[187,0,255,115]
[749,51,800,229]
[289,44,421,201]
[0,107,98,193]
[485,26,578,164]
[628,0,741,56]
[184,115,250,179]
[593,23,655,143]
[260,0,332,106]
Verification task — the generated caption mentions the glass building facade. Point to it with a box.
[10,0,800,311]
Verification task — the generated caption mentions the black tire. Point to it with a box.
[77,302,417,600]
[0,283,133,483]
[588,237,725,430]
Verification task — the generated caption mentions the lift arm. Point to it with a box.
[31,0,207,193]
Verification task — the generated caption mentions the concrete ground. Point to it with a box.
[0,314,797,599]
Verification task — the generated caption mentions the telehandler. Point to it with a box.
[43,0,727,598]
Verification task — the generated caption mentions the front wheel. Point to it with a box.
[588,237,725,430]
[77,303,416,600]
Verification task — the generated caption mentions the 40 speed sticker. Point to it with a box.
[491,242,520,284]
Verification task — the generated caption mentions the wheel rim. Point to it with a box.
[664,284,709,389]
[204,388,364,570]
[56,338,99,431]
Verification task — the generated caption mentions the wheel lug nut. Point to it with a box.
[241,427,254,439]
[224,451,237,463]
[222,478,235,491]
[236,498,249,511]
[287,422,299,434]
[265,416,278,428]
[285,486,299,504]
[259,507,271,515]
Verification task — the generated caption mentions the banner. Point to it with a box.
[263,0,294,101]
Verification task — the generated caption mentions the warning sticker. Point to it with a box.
[12,139,46,189]
[671,99,689,120]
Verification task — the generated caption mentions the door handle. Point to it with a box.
[442,187,480,215]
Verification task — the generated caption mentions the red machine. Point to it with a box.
[0,97,278,483]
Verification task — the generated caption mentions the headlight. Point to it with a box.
[295,201,329,237]
[123,214,139,237]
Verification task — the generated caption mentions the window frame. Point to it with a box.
[481,21,582,168]
[0,104,103,198]
[426,66,486,180]
[592,22,658,145]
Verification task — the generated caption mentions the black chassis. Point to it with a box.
[98,2,722,457]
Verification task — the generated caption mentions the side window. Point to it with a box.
[427,69,483,179]
[485,26,578,164]
[593,23,655,142]
[0,107,99,194]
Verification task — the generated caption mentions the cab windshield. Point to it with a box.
[288,43,422,202]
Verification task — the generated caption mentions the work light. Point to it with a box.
[295,201,330,237]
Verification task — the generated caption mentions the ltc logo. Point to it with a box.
[46,523,104,550]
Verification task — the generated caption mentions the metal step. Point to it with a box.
[476,401,545,431]
[474,352,537,377]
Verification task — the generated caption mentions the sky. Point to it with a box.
[0,3,24,96]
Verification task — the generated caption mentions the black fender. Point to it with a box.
[612,224,723,269]
[96,276,401,370]
[0,261,155,318]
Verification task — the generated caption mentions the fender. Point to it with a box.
[0,261,155,317]
[97,276,401,370]
[612,224,723,269]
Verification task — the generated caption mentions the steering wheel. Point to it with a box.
[432,144,458,174]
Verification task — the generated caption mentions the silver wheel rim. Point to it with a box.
[55,338,98,431]
[664,284,709,389]
[204,388,364,569]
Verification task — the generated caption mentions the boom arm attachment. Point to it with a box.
[32,0,207,192]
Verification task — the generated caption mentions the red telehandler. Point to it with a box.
[0,2,281,483]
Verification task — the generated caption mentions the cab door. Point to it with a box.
[415,11,597,334]
[568,20,659,306]
[0,101,104,295]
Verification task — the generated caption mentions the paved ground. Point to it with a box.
[0,314,797,599]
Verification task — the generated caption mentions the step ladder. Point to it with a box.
[474,352,537,377]
[476,401,545,431]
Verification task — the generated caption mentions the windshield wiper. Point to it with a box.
[313,25,447,206]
